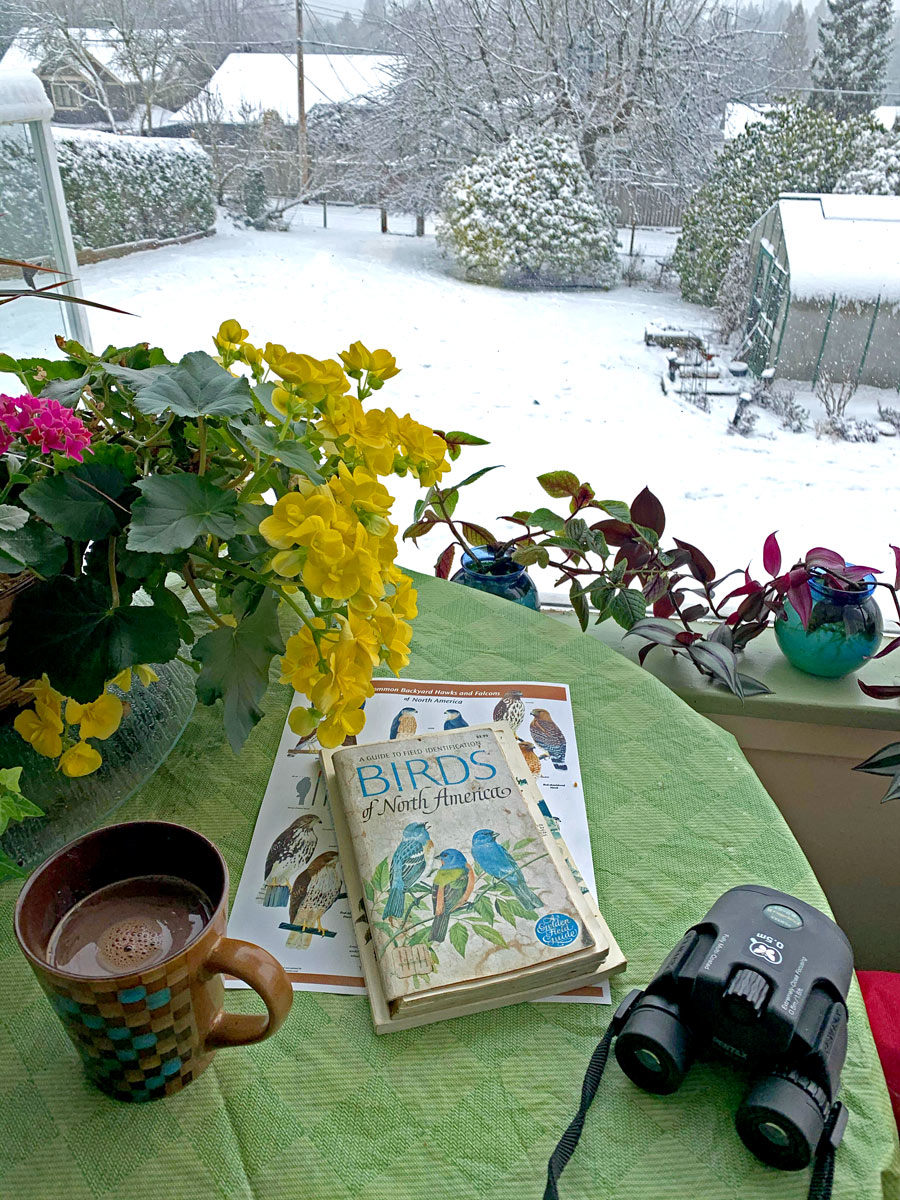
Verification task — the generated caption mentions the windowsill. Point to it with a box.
[545,608,900,732]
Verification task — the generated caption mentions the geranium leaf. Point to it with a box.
[22,460,127,541]
[0,520,67,576]
[0,505,27,532]
[233,423,324,484]
[128,475,238,553]
[131,351,255,419]
[193,589,285,754]
[4,577,180,701]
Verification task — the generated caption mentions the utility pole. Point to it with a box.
[295,0,309,194]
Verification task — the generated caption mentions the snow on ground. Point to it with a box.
[3,206,899,598]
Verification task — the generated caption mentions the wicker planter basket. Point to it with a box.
[0,574,35,713]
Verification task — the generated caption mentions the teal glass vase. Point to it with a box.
[451,546,540,609]
[774,572,883,678]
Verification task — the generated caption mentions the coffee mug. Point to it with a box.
[14,820,293,1102]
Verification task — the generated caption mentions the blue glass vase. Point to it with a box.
[451,546,540,609]
[774,572,883,678]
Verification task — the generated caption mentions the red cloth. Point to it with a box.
[857,970,900,1130]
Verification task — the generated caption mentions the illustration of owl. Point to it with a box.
[257,813,322,908]
[286,850,343,948]
[517,739,548,777]
[390,706,418,740]
[530,708,567,771]
[493,690,525,734]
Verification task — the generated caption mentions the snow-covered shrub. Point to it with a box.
[716,243,752,340]
[771,389,810,433]
[0,127,50,261]
[878,402,900,430]
[818,416,880,442]
[836,129,900,194]
[39,130,213,252]
[436,131,619,288]
[816,371,857,422]
[621,253,646,287]
[674,103,871,305]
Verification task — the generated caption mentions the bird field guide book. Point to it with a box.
[226,677,623,1011]
[322,724,624,1032]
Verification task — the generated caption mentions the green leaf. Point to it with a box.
[512,543,550,569]
[597,500,632,522]
[496,897,537,924]
[442,430,489,447]
[537,470,580,499]
[736,673,773,697]
[86,442,140,483]
[372,857,390,892]
[460,522,496,547]
[879,774,900,803]
[853,742,900,778]
[150,585,196,645]
[528,508,566,532]
[0,521,67,577]
[513,838,536,851]
[471,923,507,947]
[0,506,27,532]
[0,354,83,396]
[570,581,590,631]
[688,639,744,698]
[4,577,181,701]
[473,894,494,924]
[0,849,27,882]
[193,590,285,753]
[235,423,324,484]
[407,927,432,946]
[454,465,502,488]
[449,922,469,957]
[609,588,647,630]
[440,488,459,518]
[22,460,127,541]
[363,879,375,902]
[131,351,255,419]
[0,768,43,837]
[128,474,238,553]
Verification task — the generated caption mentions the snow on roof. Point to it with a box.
[873,105,900,131]
[0,28,161,85]
[0,69,53,122]
[168,52,399,125]
[723,101,775,140]
[777,193,900,303]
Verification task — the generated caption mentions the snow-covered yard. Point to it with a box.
[4,207,900,594]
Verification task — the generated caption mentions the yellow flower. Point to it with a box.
[241,342,264,368]
[59,741,103,778]
[271,549,305,578]
[368,348,400,381]
[339,340,372,373]
[288,706,319,738]
[303,525,383,602]
[23,674,63,718]
[373,607,414,674]
[280,624,324,696]
[259,488,336,549]
[271,386,307,418]
[397,415,451,485]
[14,705,63,758]
[339,341,400,381]
[135,665,159,687]
[215,318,249,351]
[65,693,124,741]
[317,703,367,748]
[110,668,133,692]
[351,408,399,476]
[328,462,394,516]
[388,573,418,620]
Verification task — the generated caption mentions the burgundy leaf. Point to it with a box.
[681,604,708,622]
[638,642,657,667]
[434,543,455,579]
[732,620,769,648]
[857,681,900,700]
[571,483,595,511]
[675,630,700,645]
[805,546,845,573]
[590,518,633,546]
[721,579,762,605]
[630,486,666,536]
[643,573,669,604]
[653,594,676,618]
[763,532,781,577]
[673,538,716,584]
[891,545,900,590]
[840,563,882,582]
[787,578,812,628]
[874,635,900,660]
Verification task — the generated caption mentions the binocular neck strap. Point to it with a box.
[542,1027,840,1200]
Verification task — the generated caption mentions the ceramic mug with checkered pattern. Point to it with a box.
[14,820,293,1102]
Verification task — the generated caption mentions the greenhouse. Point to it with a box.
[744,193,900,388]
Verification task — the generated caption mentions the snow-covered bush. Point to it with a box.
[56,130,214,250]
[674,103,871,305]
[836,129,900,194]
[771,389,810,433]
[0,128,214,259]
[878,402,900,430]
[716,243,752,340]
[436,131,619,288]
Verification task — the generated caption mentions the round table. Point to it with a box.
[0,572,897,1200]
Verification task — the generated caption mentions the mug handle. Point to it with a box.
[203,935,294,1050]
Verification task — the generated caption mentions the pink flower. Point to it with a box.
[0,394,92,462]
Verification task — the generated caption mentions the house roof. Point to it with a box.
[724,100,898,140]
[775,193,900,303]
[167,52,399,124]
[0,69,53,123]
[0,28,166,85]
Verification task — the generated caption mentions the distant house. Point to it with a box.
[722,101,900,144]
[166,52,400,128]
[743,193,900,388]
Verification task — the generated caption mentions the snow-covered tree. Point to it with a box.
[769,2,811,93]
[674,102,871,304]
[813,0,893,117]
[436,131,619,288]
[836,128,900,192]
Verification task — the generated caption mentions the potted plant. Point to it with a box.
[0,323,456,861]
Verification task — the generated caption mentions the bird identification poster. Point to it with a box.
[226,678,610,1003]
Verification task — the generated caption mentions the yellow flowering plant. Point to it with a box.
[1,324,458,763]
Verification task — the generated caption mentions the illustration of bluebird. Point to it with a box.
[530,707,567,771]
[493,690,526,734]
[389,706,418,740]
[443,708,468,730]
[383,821,434,919]
[430,849,475,942]
[471,828,542,910]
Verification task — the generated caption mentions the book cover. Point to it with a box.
[330,724,604,1005]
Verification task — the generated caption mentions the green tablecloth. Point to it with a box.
[1,572,898,1200]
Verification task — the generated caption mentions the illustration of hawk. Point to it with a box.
[256,813,322,908]
[389,706,418,740]
[383,821,434,919]
[286,850,343,948]
[471,829,542,910]
[530,707,567,771]
[287,728,320,756]
[517,739,548,777]
[444,708,468,730]
[430,849,475,942]
[493,690,525,734]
